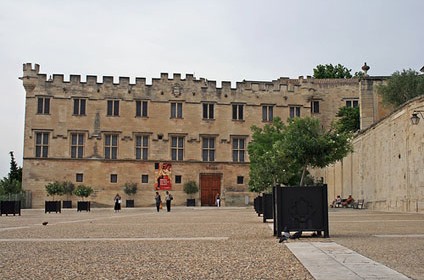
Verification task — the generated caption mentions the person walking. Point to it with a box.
[155,191,162,212]
[114,193,122,212]
[215,193,220,207]
[165,191,173,212]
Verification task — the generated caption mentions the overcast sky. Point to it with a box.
[0,0,423,177]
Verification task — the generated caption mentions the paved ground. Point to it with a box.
[0,207,423,279]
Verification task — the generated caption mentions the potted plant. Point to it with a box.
[62,181,75,208]
[183,180,199,207]
[74,184,94,212]
[122,182,137,208]
[45,181,64,213]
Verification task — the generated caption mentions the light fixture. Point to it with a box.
[411,110,424,125]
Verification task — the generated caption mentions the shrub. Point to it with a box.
[73,185,94,200]
[183,181,199,198]
[45,181,64,200]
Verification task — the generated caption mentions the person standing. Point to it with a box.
[114,193,122,212]
[155,191,162,212]
[165,191,173,212]
[215,193,220,207]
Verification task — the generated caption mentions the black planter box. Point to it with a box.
[77,201,91,212]
[45,201,61,213]
[0,201,21,216]
[62,200,72,208]
[274,185,329,238]
[126,200,134,208]
[262,193,273,223]
[186,198,195,207]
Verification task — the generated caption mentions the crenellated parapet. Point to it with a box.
[20,63,361,101]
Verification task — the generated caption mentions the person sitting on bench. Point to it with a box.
[342,195,354,207]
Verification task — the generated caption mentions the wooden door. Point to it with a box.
[200,174,221,206]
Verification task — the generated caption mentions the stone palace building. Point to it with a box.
[20,63,388,208]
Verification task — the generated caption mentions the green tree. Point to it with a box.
[0,151,22,195]
[281,117,353,185]
[334,106,360,133]
[378,69,424,107]
[45,181,65,200]
[74,185,94,200]
[247,117,301,193]
[313,63,353,79]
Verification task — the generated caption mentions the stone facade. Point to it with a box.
[21,63,374,208]
[314,96,424,212]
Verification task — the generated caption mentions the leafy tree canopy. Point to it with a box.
[248,117,353,190]
[378,69,424,107]
[313,63,353,79]
[282,117,353,185]
[0,151,22,195]
[334,106,360,133]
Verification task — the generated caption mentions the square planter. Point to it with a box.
[45,201,61,213]
[0,201,21,216]
[77,201,91,212]
[186,198,195,207]
[62,200,72,208]
[126,199,134,208]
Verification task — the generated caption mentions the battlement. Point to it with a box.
[21,63,361,97]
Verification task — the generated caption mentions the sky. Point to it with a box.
[0,0,423,177]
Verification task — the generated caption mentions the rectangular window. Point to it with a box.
[171,136,184,161]
[136,100,148,117]
[237,176,244,184]
[232,104,244,120]
[71,133,84,159]
[311,101,320,114]
[105,134,118,159]
[262,105,274,122]
[202,103,214,119]
[202,137,215,162]
[35,132,49,158]
[107,100,120,116]
[73,98,86,115]
[76,173,83,182]
[141,175,149,183]
[171,102,183,118]
[110,174,118,183]
[37,97,50,114]
[135,135,149,160]
[346,100,359,108]
[175,175,182,184]
[232,138,246,162]
[289,106,301,118]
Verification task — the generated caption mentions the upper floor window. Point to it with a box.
[289,106,301,118]
[70,133,84,159]
[202,103,214,119]
[202,137,215,162]
[104,134,118,159]
[136,100,148,117]
[262,105,274,122]
[171,102,183,118]
[171,136,184,161]
[37,97,50,114]
[232,104,244,120]
[73,98,86,115]
[35,132,49,158]
[135,135,149,160]
[232,138,246,162]
[311,101,320,114]
[346,99,359,108]
[107,100,120,116]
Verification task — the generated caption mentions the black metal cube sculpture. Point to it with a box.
[274,185,329,238]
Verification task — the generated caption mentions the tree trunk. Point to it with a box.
[299,165,307,186]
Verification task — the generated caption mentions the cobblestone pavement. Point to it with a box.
[0,207,312,280]
[0,207,423,279]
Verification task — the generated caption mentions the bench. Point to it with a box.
[353,199,365,209]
